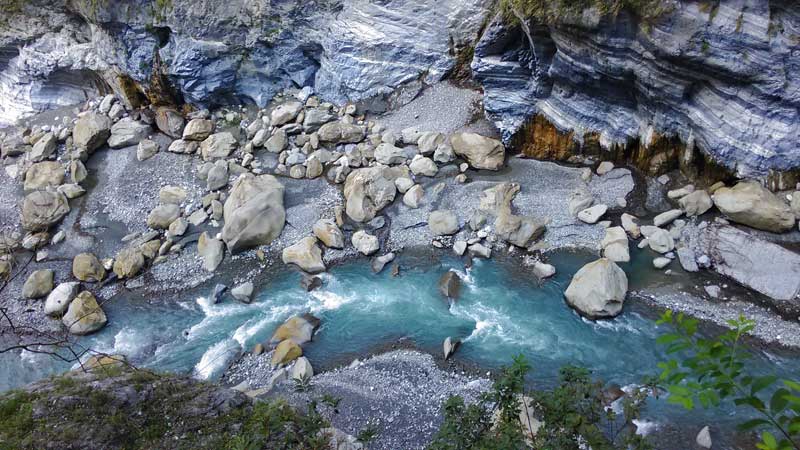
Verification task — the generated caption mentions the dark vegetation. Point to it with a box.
[0,366,330,450]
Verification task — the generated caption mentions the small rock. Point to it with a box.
[231,282,254,303]
[577,204,607,224]
[443,336,461,360]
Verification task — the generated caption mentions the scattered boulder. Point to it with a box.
[469,243,492,258]
[22,269,54,299]
[146,204,180,230]
[271,339,302,367]
[568,189,594,216]
[620,213,641,239]
[564,258,628,319]
[198,232,225,272]
[450,132,505,170]
[312,219,345,249]
[113,247,145,279]
[206,160,229,191]
[200,132,237,161]
[403,185,424,208]
[653,257,671,269]
[21,191,70,231]
[72,253,106,282]
[137,139,159,161]
[167,139,198,154]
[108,118,151,148]
[653,209,684,227]
[343,167,397,222]
[577,204,607,224]
[439,270,461,300]
[374,143,407,165]
[292,356,314,380]
[409,155,438,176]
[282,237,326,273]
[222,174,285,253]
[532,261,556,279]
[317,122,365,144]
[600,227,630,262]
[155,107,185,138]
[443,336,461,360]
[30,132,57,162]
[679,190,713,216]
[429,210,459,236]
[712,181,795,232]
[270,314,320,345]
[371,252,395,273]
[231,282,254,303]
[24,161,64,191]
[352,230,379,256]
[271,101,303,126]
[640,225,675,254]
[596,161,615,175]
[182,118,215,141]
[44,282,80,317]
[265,129,287,153]
[494,212,545,248]
[62,291,107,335]
[73,113,111,152]
[696,426,712,449]
[301,274,323,292]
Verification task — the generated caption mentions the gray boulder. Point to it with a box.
[494,212,545,247]
[271,101,303,126]
[155,107,185,138]
[712,181,795,232]
[44,282,80,317]
[352,230,379,255]
[313,219,345,249]
[21,190,70,231]
[22,269,54,299]
[282,237,326,273]
[24,161,64,191]
[439,270,461,300]
[137,139,159,161]
[73,113,111,152]
[198,232,225,272]
[30,132,57,162]
[62,291,107,335]
[182,118,215,141]
[429,210,459,236]
[146,204,180,230]
[564,258,628,319]
[679,190,713,216]
[343,167,398,222]
[318,121,365,144]
[450,132,504,170]
[222,174,286,253]
[600,227,630,263]
[108,118,151,148]
[201,132,237,161]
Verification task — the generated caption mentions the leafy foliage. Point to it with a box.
[657,310,800,450]
[428,355,649,450]
[293,373,314,393]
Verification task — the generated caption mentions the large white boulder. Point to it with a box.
[222,174,286,253]
[564,258,628,319]
[713,181,795,232]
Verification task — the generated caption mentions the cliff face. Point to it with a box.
[473,0,800,178]
[0,0,490,123]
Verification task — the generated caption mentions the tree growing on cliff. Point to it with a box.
[657,310,800,450]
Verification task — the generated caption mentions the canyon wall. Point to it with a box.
[0,0,488,122]
[472,0,800,178]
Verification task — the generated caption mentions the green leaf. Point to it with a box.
[734,396,766,411]
[769,388,790,414]
[751,376,778,395]
[783,380,800,392]
[761,431,777,449]
[656,334,681,345]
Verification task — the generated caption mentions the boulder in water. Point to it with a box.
[443,336,461,360]
[62,291,107,335]
[439,270,461,300]
[271,339,302,368]
[270,314,320,345]
[231,282,254,303]
[564,258,628,319]
[282,237,326,273]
